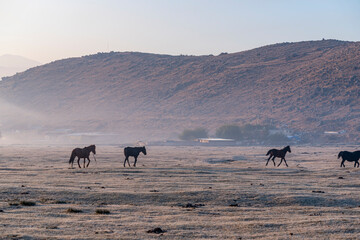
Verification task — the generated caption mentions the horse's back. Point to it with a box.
[266,149,276,156]
[72,147,88,158]
[71,148,81,155]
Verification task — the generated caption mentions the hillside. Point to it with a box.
[0,40,359,143]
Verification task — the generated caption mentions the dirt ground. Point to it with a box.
[1,145,360,239]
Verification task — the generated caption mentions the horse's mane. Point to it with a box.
[283,146,290,150]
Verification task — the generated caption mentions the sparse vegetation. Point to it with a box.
[179,128,208,141]
[1,145,360,238]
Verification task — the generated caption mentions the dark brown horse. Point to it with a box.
[265,145,291,167]
[69,145,96,168]
[338,151,360,167]
[124,146,146,167]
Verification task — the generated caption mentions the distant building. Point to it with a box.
[269,129,291,136]
[197,138,236,145]
[324,131,339,135]
[324,130,346,135]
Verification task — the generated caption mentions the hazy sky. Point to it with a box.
[1,0,359,63]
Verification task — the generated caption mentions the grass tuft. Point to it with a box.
[95,209,110,214]
[66,208,82,213]
[20,201,36,206]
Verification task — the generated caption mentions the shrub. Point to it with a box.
[96,209,110,214]
[20,201,36,206]
[216,125,242,140]
[241,124,271,140]
[179,128,208,141]
[66,208,82,213]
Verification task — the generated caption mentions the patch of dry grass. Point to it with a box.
[1,145,360,239]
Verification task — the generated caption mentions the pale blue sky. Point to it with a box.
[1,0,359,63]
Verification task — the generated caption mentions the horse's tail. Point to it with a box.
[69,150,76,164]
[266,150,272,156]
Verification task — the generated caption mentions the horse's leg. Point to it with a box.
[123,157,127,167]
[77,157,81,168]
[134,156,137,167]
[265,155,272,166]
[340,159,345,167]
[277,158,283,167]
[272,156,276,166]
[127,157,131,167]
[283,158,288,167]
[86,157,91,168]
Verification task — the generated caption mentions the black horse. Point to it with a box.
[338,151,360,167]
[124,146,147,167]
[69,145,96,168]
[266,145,291,167]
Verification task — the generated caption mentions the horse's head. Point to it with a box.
[141,146,147,155]
[285,145,291,153]
[90,145,96,154]
[338,151,343,159]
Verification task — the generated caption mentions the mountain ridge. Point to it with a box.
[0,40,359,143]
[0,54,41,79]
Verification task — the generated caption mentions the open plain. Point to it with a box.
[1,145,360,239]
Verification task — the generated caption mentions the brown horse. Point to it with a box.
[265,145,291,167]
[69,145,96,168]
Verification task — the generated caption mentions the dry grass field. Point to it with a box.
[1,145,360,239]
